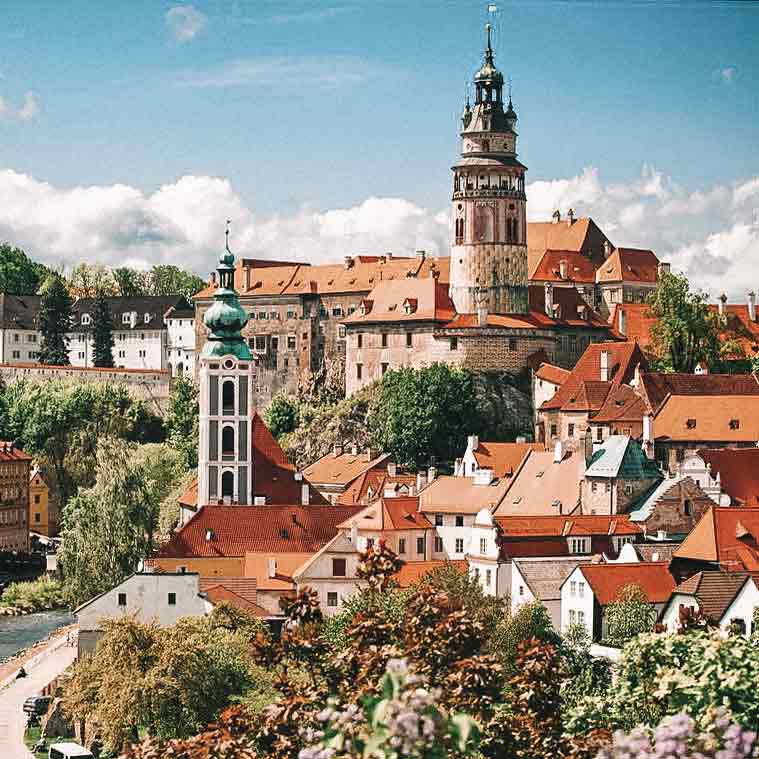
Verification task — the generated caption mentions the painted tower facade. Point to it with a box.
[197,238,258,506]
[449,25,529,315]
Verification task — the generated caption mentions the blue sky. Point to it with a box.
[0,1,758,297]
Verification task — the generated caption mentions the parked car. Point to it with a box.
[48,743,94,759]
[23,695,51,716]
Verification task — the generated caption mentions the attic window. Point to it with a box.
[512,496,522,504]
[278,528,290,539]
[686,419,697,429]
[729,418,740,430]
[81,314,91,325]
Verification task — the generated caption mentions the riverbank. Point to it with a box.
[0,622,76,683]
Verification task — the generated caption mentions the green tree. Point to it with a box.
[113,267,148,297]
[263,391,299,439]
[166,377,199,468]
[0,244,49,294]
[38,274,73,365]
[647,270,721,373]
[149,265,205,300]
[92,290,115,368]
[69,262,115,297]
[59,437,157,606]
[491,600,561,674]
[368,363,487,469]
[603,583,655,647]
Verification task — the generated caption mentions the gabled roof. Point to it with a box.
[653,394,759,442]
[392,559,468,588]
[514,556,593,601]
[698,448,759,507]
[527,285,611,329]
[496,514,642,538]
[527,217,611,272]
[302,449,389,488]
[628,475,712,524]
[574,561,676,605]
[540,341,646,412]
[596,248,659,284]
[337,496,431,531]
[0,293,42,330]
[592,384,648,424]
[530,249,596,284]
[337,468,416,506]
[584,436,661,480]
[201,585,269,617]
[640,372,759,413]
[418,474,513,514]
[71,296,188,331]
[0,442,32,462]
[472,441,543,478]
[666,571,752,622]
[673,507,759,571]
[535,362,570,386]
[156,504,360,558]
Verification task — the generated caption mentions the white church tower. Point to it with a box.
[197,229,257,506]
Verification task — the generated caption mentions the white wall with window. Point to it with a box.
[560,565,596,637]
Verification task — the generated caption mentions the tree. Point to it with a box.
[166,377,199,468]
[149,265,205,300]
[647,270,721,373]
[263,391,299,439]
[92,290,115,368]
[38,274,73,365]
[59,437,157,606]
[0,244,49,294]
[368,363,487,470]
[490,601,561,674]
[603,583,655,647]
[113,267,148,297]
[69,262,115,297]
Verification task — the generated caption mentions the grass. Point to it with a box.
[24,724,48,758]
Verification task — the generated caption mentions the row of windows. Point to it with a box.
[569,580,586,597]
[473,567,493,587]
[10,350,39,360]
[246,304,360,321]
[568,609,586,625]
[118,592,176,606]
[9,333,37,343]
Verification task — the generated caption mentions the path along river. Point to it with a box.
[0,610,74,662]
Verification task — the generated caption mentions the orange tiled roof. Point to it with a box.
[393,560,468,588]
[535,362,570,386]
[495,514,642,537]
[652,394,759,442]
[591,383,648,424]
[337,468,416,506]
[342,278,456,325]
[673,507,759,571]
[578,561,676,605]
[337,496,432,531]
[202,585,270,616]
[303,449,388,488]
[473,442,543,478]
[668,571,752,622]
[540,341,647,412]
[178,479,199,510]
[0,442,32,462]
[697,448,759,507]
[199,576,258,601]
[156,504,361,559]
[596,248,659,284]
[527,218,611,273]
[530,249,597,284]
[639,372,759,413]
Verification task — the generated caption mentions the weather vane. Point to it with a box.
[225,219,231,252]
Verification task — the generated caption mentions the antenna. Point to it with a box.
[508,75,513,103]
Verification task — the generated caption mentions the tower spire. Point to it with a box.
[485,22,493,63]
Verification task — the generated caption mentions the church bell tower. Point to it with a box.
[449,23,529,315]
[197,229,257,507]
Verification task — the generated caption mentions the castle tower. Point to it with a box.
[197,231,257,506]
[449,24,529,315]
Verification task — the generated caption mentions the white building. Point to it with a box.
[0,294,42,364]
[166,303,197,377]
[532,362,569,426]
[660,571,759,635]
[467,508,506,597]
[75,572,212,655]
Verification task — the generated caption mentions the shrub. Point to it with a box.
[0,575,66,611]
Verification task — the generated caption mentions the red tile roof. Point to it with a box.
[156,504,361,558]
[530,250,597,284]
[596,248,660,284]
[535,362,570,386]
[697,448,759,507]
[392,560,468,588]
[199,576,258,601]
[337,496,431,531]
[640,372,759,413]
[202,585,270,617]
[540,341,647,412]
[578,562,676,605]
[496,514,642,538]
[592,383,648,424]
[0,442,32,462]
[337,469,416,506]
[527,217,611,273]
[473,442,543,478]
[303,450,388,488]
[668,571,752,622]
[653,395,759,442]
[673,507,759,571]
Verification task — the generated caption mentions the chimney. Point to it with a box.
[618,308,627,336]
[473,468,494,486]
[749,291,757,322]
[350,522,358,545]
[559,259,568,280]
[544,283,554,317]
[631,362,641,389]
[552,209,561,224]
[427,466,437,483]
[333,442,343,458]
[350,443,358,455]
[642,414,654,459]
[566,208,575,225]
[600,350,610,382]
[344,256,354,269]
[657,262,671,279]
[301,483,310,506]
[385,251,393,260]
[516,435,526,444]
[468,434,479,452]
[584,427,594,469]
[415,249,426,260]
[603,240,612,259]
[553,440,564,464]
[477,300,488,327]
[416,471,428,491]
[454,457,463,476]
[719,293,727,317]
[387,461,397,478]
[365,447,376,462]
[267,557,277,579]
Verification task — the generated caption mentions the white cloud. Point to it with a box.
[714,66,738,84]
[0,90,40,122]
[0,164,757,302]
[173,55,375,89]
[166,5,206,43]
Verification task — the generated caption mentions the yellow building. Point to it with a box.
[29,466,56,537]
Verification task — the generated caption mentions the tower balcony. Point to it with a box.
[452,187,526,201]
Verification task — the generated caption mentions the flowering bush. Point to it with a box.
[597,711,759,758]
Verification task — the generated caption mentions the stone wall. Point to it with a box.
[0,363,171,415]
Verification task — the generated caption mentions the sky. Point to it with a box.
[0,0,758,298]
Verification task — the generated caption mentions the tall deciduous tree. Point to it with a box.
[93,290,115,367]
[647,271,721,373]
[113,267,148,297]
[38,274,73,365]
[149,265,205,300]
[166,376,199,468]
[0,244,49,294]
[69,262,116,297]
[603,583,655,647]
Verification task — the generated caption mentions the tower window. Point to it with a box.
[482,139,489,152]
[222,426,235,460]
[222,380,235,415]
[221,471,234,499]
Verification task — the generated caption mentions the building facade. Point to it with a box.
[0,442,32,552]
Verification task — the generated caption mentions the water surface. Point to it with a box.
[0,610,74,661]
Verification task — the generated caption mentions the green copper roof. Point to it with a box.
[585,435,662,481]
[201,247,252,360]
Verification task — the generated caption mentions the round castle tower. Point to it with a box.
[448,24,529,316]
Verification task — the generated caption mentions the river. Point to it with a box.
[0,610,74,661]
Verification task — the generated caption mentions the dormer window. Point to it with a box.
[403,298,417,315]
[686,419,697,429]
[122,313,131,324]
[144,313,151,323]
[729,419,740,430]
[81,314,91,325]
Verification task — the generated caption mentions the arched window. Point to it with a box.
[221,471,234,499]
[222,380,235,415]
[482,139,489,152]
[222,425,235,460]
[177,363,184,376]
